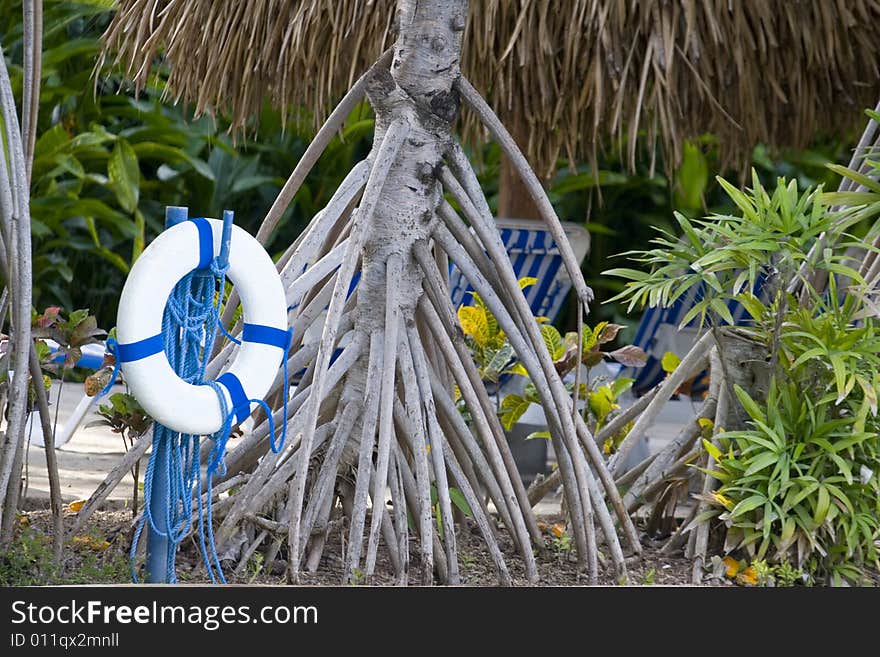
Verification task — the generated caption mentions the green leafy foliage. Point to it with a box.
[94,392,151,439]
[31,306,105,371]
[605,172,862,330]
[700,373,880,583]
[1,0,373,327]
[456,279,533,384]
[0,519,128,586]
[608,165,880,582]
[456,284,646,446]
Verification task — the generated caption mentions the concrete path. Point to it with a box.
[19,381,141,506]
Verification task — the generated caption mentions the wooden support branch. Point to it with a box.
[692,361,729,584]
[609,331,714,475]
[72,431,151,534]
[27,345,63,561]
[255,50,392,246]
[364,254,403,578]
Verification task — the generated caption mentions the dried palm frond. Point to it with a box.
[102,0,880,176]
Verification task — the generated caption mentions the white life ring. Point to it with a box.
[116,218,288,436]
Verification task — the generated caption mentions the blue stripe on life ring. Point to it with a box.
[190,217,214,270]
[117,334,164,362]
[217,371,250,425]
[242,323,291,350]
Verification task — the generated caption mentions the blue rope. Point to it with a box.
[108,213,293,584]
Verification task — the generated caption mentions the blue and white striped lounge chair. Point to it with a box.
[16,340,109,449]
[448,217,591,321]
[621,275,769,395]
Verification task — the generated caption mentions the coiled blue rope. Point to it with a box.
[104,212,292,584]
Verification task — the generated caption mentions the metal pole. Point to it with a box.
[145,205,189,583]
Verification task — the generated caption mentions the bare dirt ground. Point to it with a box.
[4,509,699,587]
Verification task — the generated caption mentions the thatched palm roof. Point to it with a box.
[104,1,880,175]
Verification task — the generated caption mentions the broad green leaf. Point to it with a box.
[744,451,779,476]
[499,394,531,431]
[458,305,490,347]
[602,267,650,281]
[184,156,216,181]
[448,488,473,517]
[716,176,759,222]
[813,486,830,525]
[828,453,853,485]
[609,377,634,399]
[828,354,848,403]
[132,209,145,263]
[661,351,681,374]
[540,324,565,361]
[821,191,878,207]
[505,362,529,377]
[709,297,735,325]
[702,438,722,462]
[588,387,615,424]
[733,384,765,423]
[482,343,514,382]
[826,163,880,194]
[108,139,140,213]
[674,142,709,211]
[730,494,766,519]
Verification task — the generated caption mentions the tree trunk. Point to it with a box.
[108,0,634,586]
[497,118,541,220]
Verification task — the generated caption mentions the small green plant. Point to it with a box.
[349,567,366,585]
[641,568,656,585]
[497,320,645,453]
[247,552,265,584]
[608,172,880,584]
[0,518,56,585]
[700,376,880,583]
[550,531,572,555]
[456,280,647,449]
[31,306,106,368]
[89,392,151,516]
[605,172,863,331]
[456,277,535,385]
[0,518,128,585]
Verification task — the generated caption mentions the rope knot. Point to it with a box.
[210,256,230,279]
